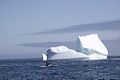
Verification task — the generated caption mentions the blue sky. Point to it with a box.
[0,0,120,59]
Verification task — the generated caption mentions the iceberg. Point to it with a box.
[77,34,108,60]
[47,46,88,60]
[42,34,108,61]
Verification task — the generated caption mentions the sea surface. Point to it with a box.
[0,56,120,80]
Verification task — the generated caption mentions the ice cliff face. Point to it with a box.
[77,34,108,60]
[43,34,108,60]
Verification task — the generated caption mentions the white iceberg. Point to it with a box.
[42,34,108,61]
[47,46,88,60]
[77,34,108,60]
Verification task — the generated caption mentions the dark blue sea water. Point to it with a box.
[0,56,120,80]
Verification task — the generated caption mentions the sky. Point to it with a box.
[0,0,120,59]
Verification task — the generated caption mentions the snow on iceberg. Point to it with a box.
[42,34,108,61]
[47,46,88,60]
[77,34,108,60]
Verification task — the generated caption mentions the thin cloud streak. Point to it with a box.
[26,20,120,35]
[18,41,75,49]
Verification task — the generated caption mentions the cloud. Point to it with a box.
[18,41,76,49]
[18,20,120,56]
[103,39,120,56]
[26,20,120,35]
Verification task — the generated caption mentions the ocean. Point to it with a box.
[0,56,120,80]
